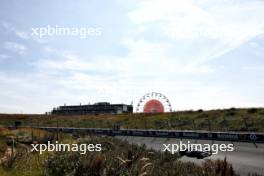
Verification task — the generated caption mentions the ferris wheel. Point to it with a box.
[136,92,172,113]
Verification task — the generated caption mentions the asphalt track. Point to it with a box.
[115,136,264,176]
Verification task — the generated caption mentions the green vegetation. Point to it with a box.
[0,127,241,176]
[1,108,264,132]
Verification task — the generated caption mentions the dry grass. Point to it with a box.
[1,108,264,132]
[0,128,248,176]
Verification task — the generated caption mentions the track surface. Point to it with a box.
[115,136,264,176]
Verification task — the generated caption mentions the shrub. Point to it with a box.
[247,108,258,114]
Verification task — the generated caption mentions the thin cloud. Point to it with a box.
[0,54,11,60]
[3,41,27,55]
[1,21,49,43]
[127,0,264,65]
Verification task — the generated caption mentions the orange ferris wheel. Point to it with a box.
[136,92,172,113]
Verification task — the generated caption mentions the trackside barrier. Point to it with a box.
[35,127,264,143]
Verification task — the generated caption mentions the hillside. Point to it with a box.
[0,107,264,132]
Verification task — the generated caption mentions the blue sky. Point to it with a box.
[0,0,264,113]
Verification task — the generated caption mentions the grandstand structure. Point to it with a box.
[51,102,133,115]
